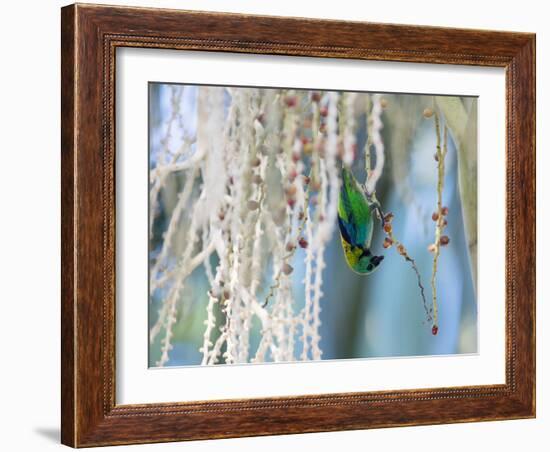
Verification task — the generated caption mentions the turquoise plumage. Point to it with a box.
[337,167,384,274]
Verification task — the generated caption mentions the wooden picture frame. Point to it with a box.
[61,3,535,447]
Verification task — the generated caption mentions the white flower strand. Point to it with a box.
[149,86,184,237]
[150,88,356,366]
[365,94,385,195]
[343,92,358,167]
[149,167,198,294]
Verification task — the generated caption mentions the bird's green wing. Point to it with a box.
[338,168,374,247]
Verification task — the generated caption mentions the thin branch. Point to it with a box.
[430,112,449,333]
[363,94,430,324]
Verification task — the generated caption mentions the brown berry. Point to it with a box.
[383,223,392,233]
[298,237,308,248]
[432,212,439,222]
[384,212,394,223]
[423,107,434,118]
[397,244,406,256]
[286,242,295,252]
[434,153,439,162]
[247,200,260,210]
[286,184,297,197]
[218,210,225,221]
[383,238,393,249]
[282,263,294,275]
[252,174,263,184]
[251,156,261,167]
[311,92,321,103]
[432,325,439,335]
[311,180,322,192]
[288,198,296,208]
[284,96,297,108]
[303,175,311,185]
[303,143,313,155]
[441,206,449,216]
[320,106,329,117]
[223,290,231,300]
[440,235,450,246]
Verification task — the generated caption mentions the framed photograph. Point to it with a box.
[61,3,536,447]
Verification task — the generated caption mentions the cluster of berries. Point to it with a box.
[427,206,450,253]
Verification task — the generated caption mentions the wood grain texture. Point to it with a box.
[60,3,536,447]
[60,5,76,447]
